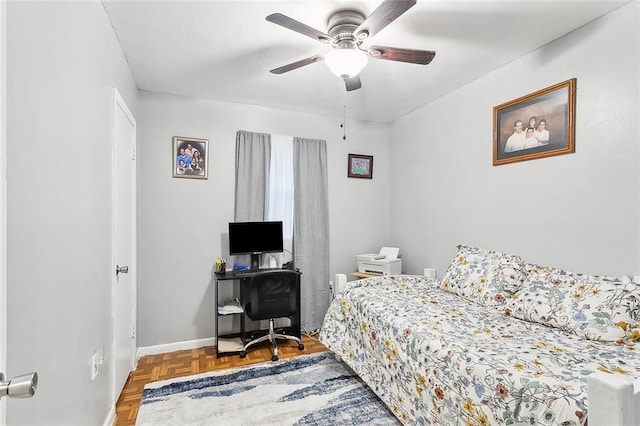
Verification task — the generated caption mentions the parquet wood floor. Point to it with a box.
[114,335,328,425]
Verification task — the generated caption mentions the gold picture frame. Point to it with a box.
[172,136,208,179]
[493,78,576,166]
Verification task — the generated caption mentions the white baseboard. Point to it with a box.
[103,406,115,426]
[136,337,216,359]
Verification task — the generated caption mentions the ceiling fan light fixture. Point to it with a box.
[324,49,368,79]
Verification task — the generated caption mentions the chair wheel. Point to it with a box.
[298,343,305,351]
[271,355,278,362]
[239,351,246,358]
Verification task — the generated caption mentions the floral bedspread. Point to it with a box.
[319,275,640,425]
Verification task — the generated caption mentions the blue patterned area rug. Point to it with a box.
[136,352,399,425]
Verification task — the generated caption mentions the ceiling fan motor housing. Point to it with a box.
[327,10,365,48]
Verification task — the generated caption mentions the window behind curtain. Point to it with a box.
[265,135,294,265]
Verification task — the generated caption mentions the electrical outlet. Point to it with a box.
[91,351,99,380]
[91,348,105,381]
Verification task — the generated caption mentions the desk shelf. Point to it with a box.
[217,304,244,315]
[216,336,244,353]
[213,274,245,357]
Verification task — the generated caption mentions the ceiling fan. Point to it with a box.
[266,0,435,92]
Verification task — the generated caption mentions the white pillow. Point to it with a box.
[506,264,640,343]
[439,245,525,308]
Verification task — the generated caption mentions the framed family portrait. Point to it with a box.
[172,136,208,179]
[348,153,373,179]
[493,78,576,166]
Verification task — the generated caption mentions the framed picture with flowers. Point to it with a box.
[348,153,373,179]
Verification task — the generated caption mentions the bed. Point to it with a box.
[319,245,640,425]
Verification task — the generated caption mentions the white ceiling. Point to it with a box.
[102,0,627,123]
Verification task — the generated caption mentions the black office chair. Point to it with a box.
[240,269,305,361]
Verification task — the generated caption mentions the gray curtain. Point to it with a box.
[234,131,330,331]
[293,137,330,331]
[234,130,271,330]
[234,130,270,222]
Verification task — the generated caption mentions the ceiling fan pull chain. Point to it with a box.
[342,103,347,140]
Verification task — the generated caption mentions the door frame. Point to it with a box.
[1,0,8,422]
[111,88,137,407]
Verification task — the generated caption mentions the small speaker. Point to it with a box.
[423,268,437,279]
[333,273,347,299]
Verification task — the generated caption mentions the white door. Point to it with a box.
[1,0,8,421]
[1,4,38,416]
[112,88,137,404]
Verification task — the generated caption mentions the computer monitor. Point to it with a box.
[228,221,284,271]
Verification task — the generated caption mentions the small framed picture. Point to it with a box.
[172,136,208,179]
[348,153,373,179]
[493,78,576,166]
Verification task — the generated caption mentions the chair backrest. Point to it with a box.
[243,270,300,321]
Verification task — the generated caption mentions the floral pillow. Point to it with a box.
[439,245,526,308]
[505,264,640,343]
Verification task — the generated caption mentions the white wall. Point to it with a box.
[390,3,640,277]
[7,2,137,424]
[137,91,389,346]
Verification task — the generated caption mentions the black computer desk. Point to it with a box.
[213,268,301,357]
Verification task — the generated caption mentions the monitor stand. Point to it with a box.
[250,253,260,271]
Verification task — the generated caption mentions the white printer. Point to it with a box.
[356,247,402,275]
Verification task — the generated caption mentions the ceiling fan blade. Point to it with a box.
[368,45,436,65]
[266,13,332,43]
[270,54,323,74]
[353,0,417,40]
[345,75,362,92]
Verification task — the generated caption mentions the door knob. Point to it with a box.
[116,265,129,275]
[0,372,38,399]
